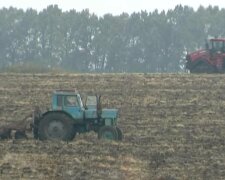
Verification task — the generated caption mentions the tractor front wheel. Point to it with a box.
[98,126,118,140]
[38,112,75,141]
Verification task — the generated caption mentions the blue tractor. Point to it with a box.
[32,90,122,141]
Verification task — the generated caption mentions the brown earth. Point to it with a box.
[0,73,225,179]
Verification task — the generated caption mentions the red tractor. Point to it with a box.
[186,38,225,73]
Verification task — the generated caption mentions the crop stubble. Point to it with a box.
[0,73,225,179]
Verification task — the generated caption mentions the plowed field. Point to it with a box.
[1,73,225,179]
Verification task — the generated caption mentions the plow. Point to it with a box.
[0,114,32,140]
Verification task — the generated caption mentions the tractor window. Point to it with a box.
[212,41,224,52]
[64,96,78,107]
[86,96,97,106]
[57,95,63,106]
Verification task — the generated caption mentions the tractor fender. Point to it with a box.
[42,110,73,119]
[41,110,74,122]
[34,110,76,129]
[41,110,84,124]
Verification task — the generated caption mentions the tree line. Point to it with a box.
[0,5,225,73]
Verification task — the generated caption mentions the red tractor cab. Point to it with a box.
[186,38,225,73]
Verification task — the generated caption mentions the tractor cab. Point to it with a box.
[208,38,225,53]
[52,90,84,120]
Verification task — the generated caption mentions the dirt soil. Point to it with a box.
[0,73,225,179]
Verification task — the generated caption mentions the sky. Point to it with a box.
[0,0,224,16]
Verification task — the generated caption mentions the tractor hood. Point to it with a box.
[101,109,118,119]
[186,49,209,62]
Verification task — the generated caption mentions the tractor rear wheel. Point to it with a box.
[190,62,216,73]
[98,126,118,140]
[38,112,75,141]
[116,127,123,141]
